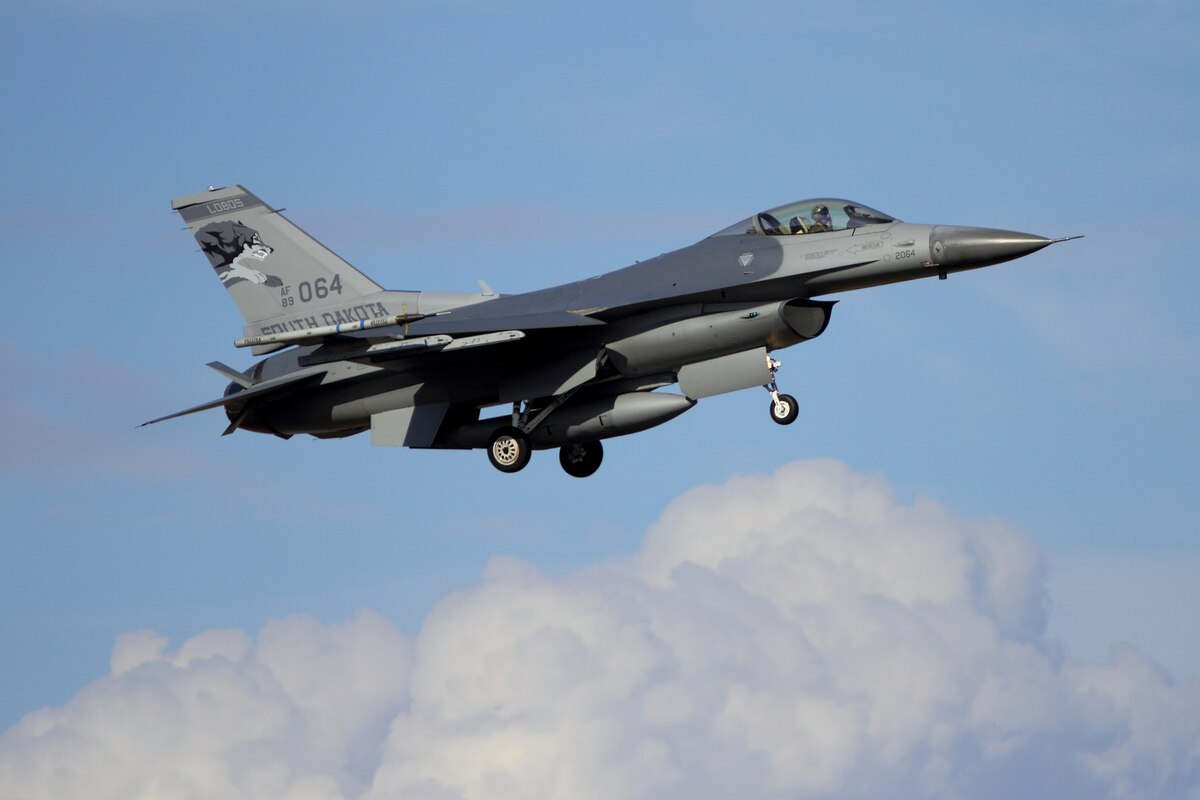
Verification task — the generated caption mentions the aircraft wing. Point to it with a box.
[140,369,326,428]
[149,303,610,434]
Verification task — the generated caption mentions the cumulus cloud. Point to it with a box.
[3,461,1199,799]
[1,612,410,800]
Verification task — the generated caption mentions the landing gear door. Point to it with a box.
[679,347,771,400]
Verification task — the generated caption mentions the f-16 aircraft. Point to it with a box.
[144,186,1078,476]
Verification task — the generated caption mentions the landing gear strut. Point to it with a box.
[559,441,603,478]
[764,356,798,425]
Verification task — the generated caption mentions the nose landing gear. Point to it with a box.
[764,356,798,426]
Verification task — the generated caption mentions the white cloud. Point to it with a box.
[1,612,410,800]
[3,461,1199,799]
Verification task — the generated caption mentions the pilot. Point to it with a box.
[809,204,833,232]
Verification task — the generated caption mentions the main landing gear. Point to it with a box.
[764,356,798,425]
[486,399,605,477]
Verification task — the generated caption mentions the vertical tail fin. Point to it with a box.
[172,185,382,331]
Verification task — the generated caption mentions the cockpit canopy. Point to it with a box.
[711,199,897,237]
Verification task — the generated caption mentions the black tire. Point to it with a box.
[487,426,532,473]
[769,393,799,425]
[559,441,604,478]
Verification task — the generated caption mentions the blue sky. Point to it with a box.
[2,1,1199,796]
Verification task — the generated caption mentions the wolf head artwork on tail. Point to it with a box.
[172,186,385,353]
[196,220,281,287]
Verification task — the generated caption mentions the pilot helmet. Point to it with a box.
[812,204,830,219]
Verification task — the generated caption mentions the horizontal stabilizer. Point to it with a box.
[140,369,325,427]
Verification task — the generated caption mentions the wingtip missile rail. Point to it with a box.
[233,312,444,349]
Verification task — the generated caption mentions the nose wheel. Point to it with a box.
[764,356,798,426]
[769,394,798,425]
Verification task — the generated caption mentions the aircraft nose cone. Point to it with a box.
[930,226,1052,271]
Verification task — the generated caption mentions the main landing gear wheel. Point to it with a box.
[559,440,604,478]
[487,426,531,473]
[769,393,799,425]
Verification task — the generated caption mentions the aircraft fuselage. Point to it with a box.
[149,187,1073,476]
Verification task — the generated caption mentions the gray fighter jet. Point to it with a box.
[144,186,1078,477]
